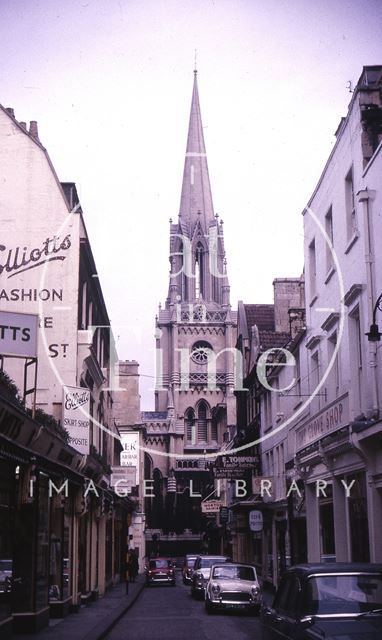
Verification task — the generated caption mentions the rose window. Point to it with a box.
[191,341,213,364]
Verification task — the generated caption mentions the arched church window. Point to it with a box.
[211,419,218,442]
[185,408,194,442]
[197,401,208,442]
[191,340,213,365]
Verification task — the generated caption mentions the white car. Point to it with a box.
[205,563,262,614]
[191,555,230,599]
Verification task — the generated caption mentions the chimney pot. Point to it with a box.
[6,107,15,118]
[29,121,39,139]
[19,121,27,130]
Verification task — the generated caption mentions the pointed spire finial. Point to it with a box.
[194,49,197,75]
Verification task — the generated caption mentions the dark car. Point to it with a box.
[191,555,230,598]
[182,555,198,585]
[261,563,382,639]
[145,557,176,586]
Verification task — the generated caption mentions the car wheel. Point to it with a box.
[205,598,215,614]
[249,605,261,617]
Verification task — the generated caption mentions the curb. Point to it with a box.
[82,581,146,640]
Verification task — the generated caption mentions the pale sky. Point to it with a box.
[1,0,382,408]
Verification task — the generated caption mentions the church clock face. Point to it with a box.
[191,340,213,364]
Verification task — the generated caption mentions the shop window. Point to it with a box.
[347,472,370,562]
[35,473,50,609]
[62,497,72,599]
[49,493,64,603]
[319,486,335,562]
[0,461,15,623]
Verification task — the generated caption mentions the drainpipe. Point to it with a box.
[358,188,379,417]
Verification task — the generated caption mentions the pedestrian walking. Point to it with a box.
[125,550,131,595]
[130,549,139,582]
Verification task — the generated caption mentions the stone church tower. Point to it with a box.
[143,71,237,553]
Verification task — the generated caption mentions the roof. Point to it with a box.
[259,329,290,351]
[244,304,275,332]
[179,72,215,236]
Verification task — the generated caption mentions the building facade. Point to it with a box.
[232,64,382,589]
[0,106,134,635]
[143,72,237,556]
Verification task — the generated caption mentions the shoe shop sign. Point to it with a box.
[62,386,90,455]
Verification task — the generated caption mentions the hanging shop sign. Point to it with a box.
[214,468,247,479]
[219,506,229,524]
[62,385,90,455]
[110,465,136,493]
[249,510,263,532]
[218,455,259,470]
[201,500,222,513]
[120,432,140,483]
[0,310,38,358]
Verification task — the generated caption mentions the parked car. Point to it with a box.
[205,562,262,614]
[182,555,198,585]
[261,563,382,639]
[191,555,230,599]
[0,559,12,593]
[145,557,176,586]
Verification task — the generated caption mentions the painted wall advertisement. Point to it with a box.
[62,385,90,455]
[120,432,140,484]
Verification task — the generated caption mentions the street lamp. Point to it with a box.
[366,292,382,341]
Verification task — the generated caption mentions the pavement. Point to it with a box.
[11,575,145,640]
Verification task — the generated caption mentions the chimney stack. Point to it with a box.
[29,121,39,139]
[6,107,15,118]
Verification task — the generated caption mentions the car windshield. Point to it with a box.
[200,558,226,568]
[306,573,382,615]
[212,565,255,581]
[187,558,196,567]
[0,560,12,572]
[149,559,171,569]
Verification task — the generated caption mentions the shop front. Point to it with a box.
[294,392,380,564]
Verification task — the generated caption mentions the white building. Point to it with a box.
[257,65,382,586]
[0,106,133,633]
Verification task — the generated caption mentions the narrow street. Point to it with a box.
[105,577,261,640]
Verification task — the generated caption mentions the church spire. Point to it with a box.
[179,71,215,236]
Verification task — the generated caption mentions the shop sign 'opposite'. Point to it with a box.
[62,385,90,455]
